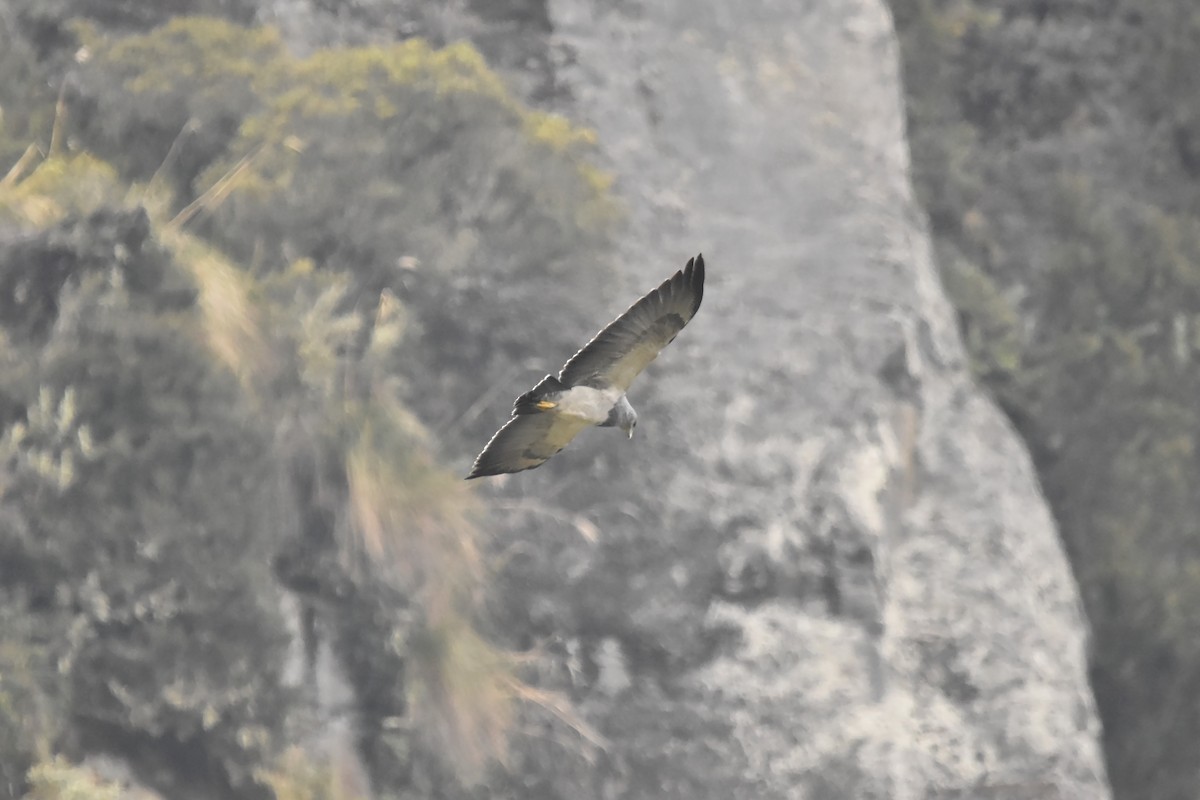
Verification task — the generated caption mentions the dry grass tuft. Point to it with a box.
[161,230,271,395]
[405,615,515,780]
[345,406,482,621]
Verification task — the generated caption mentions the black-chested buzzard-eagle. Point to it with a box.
[466,254,706,479]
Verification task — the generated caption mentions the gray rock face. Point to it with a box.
[250,0,1113,795]
[483,0,1111,797]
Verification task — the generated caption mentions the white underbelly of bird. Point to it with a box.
[552,385,624,424]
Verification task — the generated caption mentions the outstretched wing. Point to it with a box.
[558,254,705,393]
[466,412,593,478]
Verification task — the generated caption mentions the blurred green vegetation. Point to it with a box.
[76,18,288,193]
[0,15,59,171]
[25,758,125,800]
[0,154,126,229]
[0,204,290,800]
[891,1,1200,797]
[200,34,614,283]
[0,11,616,800]
[5,0,258,42]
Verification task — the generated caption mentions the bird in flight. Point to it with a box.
[466,254,706,478]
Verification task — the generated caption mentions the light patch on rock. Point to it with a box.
[595,637,632,697]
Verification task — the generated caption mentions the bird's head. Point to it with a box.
[601,395,638,439]
[621,402,639,439]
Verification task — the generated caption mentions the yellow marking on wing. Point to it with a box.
[535,400,558,410]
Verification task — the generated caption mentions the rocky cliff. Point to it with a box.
[0,0,1115,796]
[468,0,1113,797]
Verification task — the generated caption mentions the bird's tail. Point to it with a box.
[513,374,566,415]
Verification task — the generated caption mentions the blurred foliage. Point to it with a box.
[1126,0,1200,179]
[891,1,1200,798]
[0,15,58,171]
[21,756,166,800]
[1,11,616,798]
[259,747,360,800]
[197,36,619,435]
[204,37,614,279]
[0,208,290,799]
[0,154,125,229]
[24,759,121,800]
[75,18,287,195]
[70,18,619,441]
[1020,180,1200,798]
[936,244,1023,381]
[0,608,55,799]
[6,0,257,46]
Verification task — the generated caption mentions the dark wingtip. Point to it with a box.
[466,457,502,479]
[466,460,536,479]
[466,465,499,480]
[689,252,705,313]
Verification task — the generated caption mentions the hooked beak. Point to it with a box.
[627,428,634,439]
